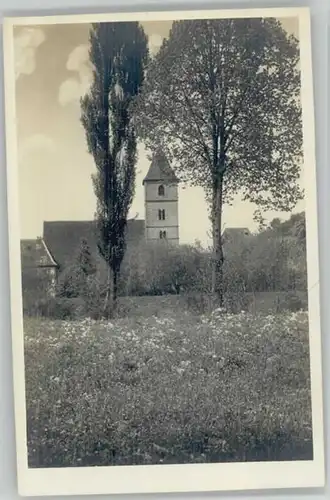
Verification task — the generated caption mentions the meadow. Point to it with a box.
[24,303,313,468]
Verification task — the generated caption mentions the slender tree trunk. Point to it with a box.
[113,269,118,310]
[211,176,224,307]
[104,265,118,319]
[103,266,112,318]
[103,265,120,319]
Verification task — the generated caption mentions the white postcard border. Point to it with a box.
[3,6,325,496]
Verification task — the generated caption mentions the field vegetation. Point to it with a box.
[25,308,312,467]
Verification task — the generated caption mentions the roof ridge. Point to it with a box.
[43,219,144,224]
[42,219,145,268]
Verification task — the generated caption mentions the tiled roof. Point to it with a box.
[21,238,58,269]
[43,219,145,270]
[143,150,179,184]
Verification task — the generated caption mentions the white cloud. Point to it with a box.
[59,44,93,106]
[58,78,82,106]
[14,27,45,80]
[66,45,89,72]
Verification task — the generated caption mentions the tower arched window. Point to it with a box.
[158,185,165,196]
[159,230,167,239]
[158,209,165,220]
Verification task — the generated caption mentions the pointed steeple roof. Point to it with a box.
[143,150,179,185]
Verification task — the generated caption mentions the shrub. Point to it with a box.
[118,231,307,304]
[22,267,54,316]
[56,238,98,299]
[119,241,209,297]
[275,291,306,312]
[36,297,86,320]
[222,230,308,294]
[83,275,106,320]
[22,224,309,320]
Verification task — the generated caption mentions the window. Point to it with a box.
[158,209,165,220]
[158,185,165,196]
[159,230,167,239]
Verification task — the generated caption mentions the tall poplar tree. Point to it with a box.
[81,22,148,316]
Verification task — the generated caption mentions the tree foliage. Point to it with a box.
[57,238,96,298]
[81,22,148,316]
[136,18,303,305]
[119,241,205,296]
[136,18,302,207]
[76,238,96,277]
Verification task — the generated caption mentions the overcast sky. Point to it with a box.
[14,16,304,246]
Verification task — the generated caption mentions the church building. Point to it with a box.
[143,150,179,244]
[20,151,180,282]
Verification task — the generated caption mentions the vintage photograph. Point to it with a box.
[3,6,324,496]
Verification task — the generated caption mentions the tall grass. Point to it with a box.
[24,309,312,467]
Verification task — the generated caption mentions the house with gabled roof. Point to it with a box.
[21,237,58,297]
[43,219,145,272]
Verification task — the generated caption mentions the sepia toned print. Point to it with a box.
[3,6,324,496]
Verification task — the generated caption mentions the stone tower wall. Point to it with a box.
[144,182,179,243]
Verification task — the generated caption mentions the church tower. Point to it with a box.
[143,151,179,244]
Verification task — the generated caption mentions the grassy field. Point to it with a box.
[116,291,308,317]
[24,307,313,468]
